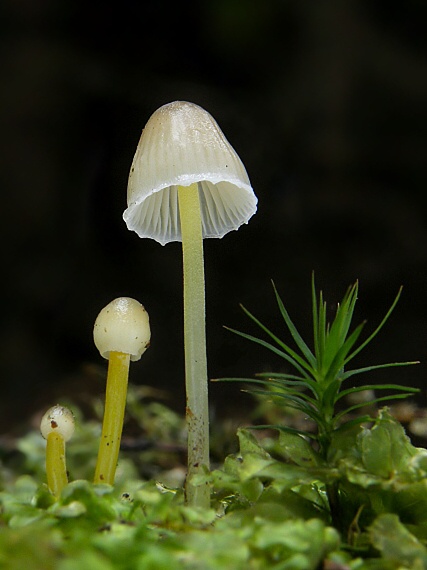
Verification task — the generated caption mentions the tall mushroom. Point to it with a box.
[123,101,257,508]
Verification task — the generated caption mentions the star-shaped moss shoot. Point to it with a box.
[123,101,257,508]
[93,297,150,485]
[40,405,75,498]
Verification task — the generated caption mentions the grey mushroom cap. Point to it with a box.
[123,101,258,246]
[40,405,75,442]
[93,297,151,362]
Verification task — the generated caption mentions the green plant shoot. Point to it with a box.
[220,276,419,458]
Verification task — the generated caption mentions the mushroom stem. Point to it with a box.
[94,351,131,485]
[46,432,68,498]
[178,182,210,508]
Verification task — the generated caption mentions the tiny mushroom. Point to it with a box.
[40,404,75,497]
[123,101,257,508]
[93,297,150,485]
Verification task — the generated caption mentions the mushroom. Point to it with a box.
[40,405,75,497]
[93,297,151,485]
[123,101,257,507]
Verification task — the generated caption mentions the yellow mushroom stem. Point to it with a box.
[46,431,68,498]
[177,182,210,509]
[94,351,131,485]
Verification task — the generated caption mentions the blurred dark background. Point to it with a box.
[1,0,426,433]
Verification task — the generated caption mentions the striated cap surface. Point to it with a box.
[123,101,257,245]
[93,297,151,361]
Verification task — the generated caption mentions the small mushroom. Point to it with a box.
[93,297,150,485]
[123,101,257,507]
[40,405,75,497]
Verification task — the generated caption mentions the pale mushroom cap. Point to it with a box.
[93,297,151,362]
[40,405,75,442]
[123,101,258,246]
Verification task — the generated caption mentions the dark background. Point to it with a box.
[1,0,426,432]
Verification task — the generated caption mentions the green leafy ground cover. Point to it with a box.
[1,282,427,569]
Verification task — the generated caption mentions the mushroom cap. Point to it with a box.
[93,297,150,362]
[40,405,75,442]
[123,101,257,246]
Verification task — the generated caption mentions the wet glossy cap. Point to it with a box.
[123,101,257,245]
[40,405,75,442]
[93,297,151,361]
